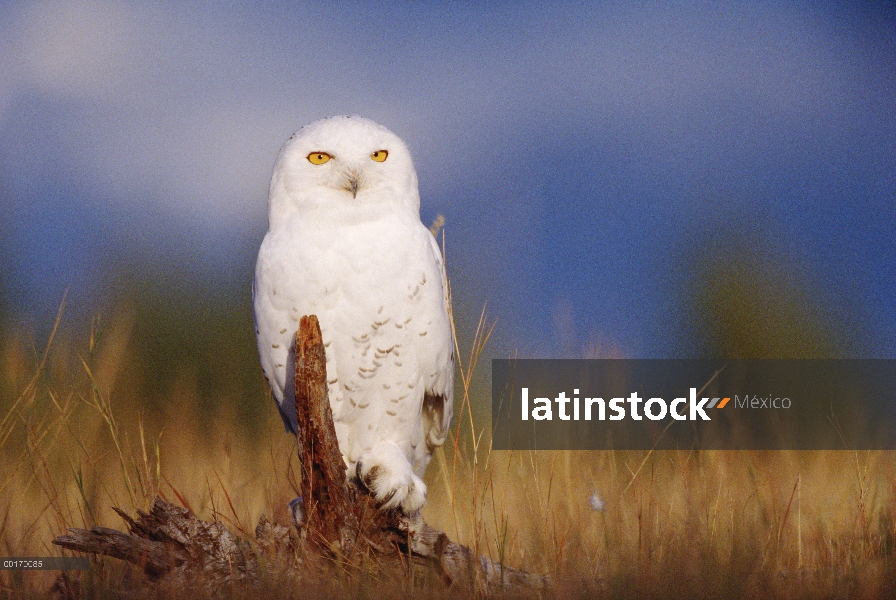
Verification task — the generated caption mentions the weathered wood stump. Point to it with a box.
[53,315,547,595]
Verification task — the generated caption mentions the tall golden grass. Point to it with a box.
[2,297,895,598]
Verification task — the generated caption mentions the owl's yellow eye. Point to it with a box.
[307,152,332,165]
[371,150,388,162]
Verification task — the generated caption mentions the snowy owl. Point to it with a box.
[253,116,454,514]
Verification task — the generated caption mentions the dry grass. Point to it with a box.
[2,300,896,599]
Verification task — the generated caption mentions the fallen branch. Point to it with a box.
[54,498,257,587]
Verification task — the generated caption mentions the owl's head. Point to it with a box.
[268,116,420,221]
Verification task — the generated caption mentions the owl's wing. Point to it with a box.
[253,233,303,434]
[420,232,454,452]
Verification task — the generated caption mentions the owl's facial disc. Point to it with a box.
[286,117,406,203]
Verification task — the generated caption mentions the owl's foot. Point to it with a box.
[355,442,426,514]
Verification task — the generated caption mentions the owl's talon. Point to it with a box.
[379,489,397,507]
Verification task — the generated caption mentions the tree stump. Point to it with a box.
[53,315,547,595]
[293,314,357,551]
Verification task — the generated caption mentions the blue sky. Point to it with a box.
[1,1,894,357]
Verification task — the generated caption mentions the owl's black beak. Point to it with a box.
[344,175,360,199]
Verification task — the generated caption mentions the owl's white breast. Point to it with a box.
[254,201,453,469]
